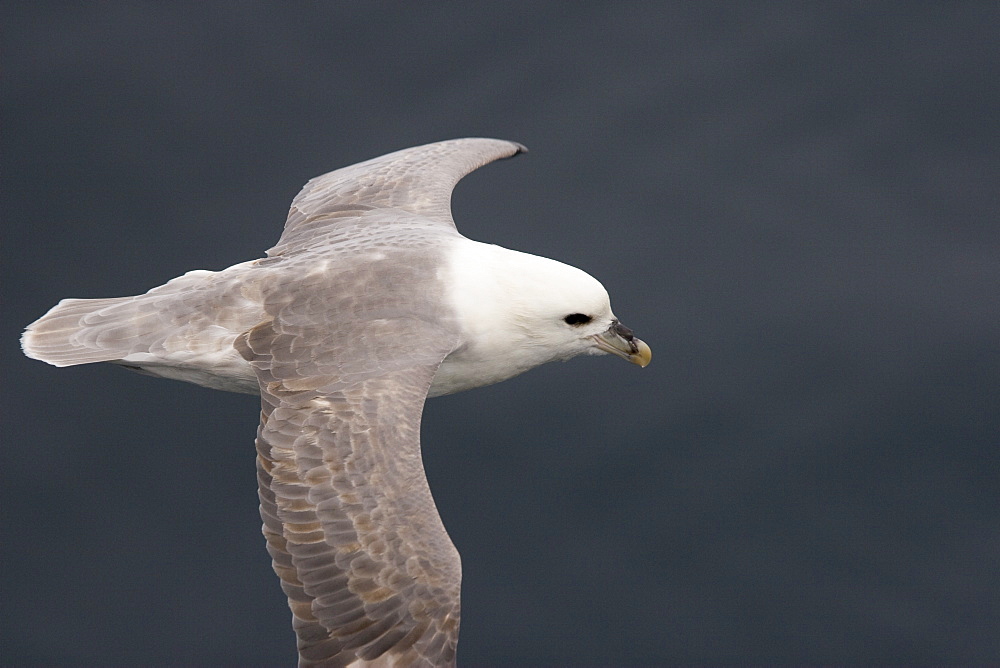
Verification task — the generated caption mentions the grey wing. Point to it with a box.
[269,137,526,256]
[235,264,463,667]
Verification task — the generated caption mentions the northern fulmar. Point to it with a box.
[22,138,650,667]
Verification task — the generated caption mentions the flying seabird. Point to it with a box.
[22,138,651,667]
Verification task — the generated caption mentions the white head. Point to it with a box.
[434,239,649,396]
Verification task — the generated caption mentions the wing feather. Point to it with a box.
[237,255,463,667]
[269,137,525,256]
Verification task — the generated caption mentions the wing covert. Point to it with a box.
[236,259,463,667]
[269,138,526,256]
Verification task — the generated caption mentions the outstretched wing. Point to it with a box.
[269,138,526,256]
[236,252,463,667]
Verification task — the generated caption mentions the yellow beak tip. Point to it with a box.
[631,339,652,367]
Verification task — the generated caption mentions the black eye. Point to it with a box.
[563,313,592,326]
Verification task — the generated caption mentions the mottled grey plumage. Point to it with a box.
[22,138,649,666]
[235,237,468,666]
[272,138,526,256]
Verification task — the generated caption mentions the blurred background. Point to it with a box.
[3,3,997,665]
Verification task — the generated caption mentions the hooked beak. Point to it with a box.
[592,320,651,367]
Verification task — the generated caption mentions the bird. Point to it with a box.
[21,138,650,667]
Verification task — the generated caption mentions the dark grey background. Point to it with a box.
[3,3,998,665]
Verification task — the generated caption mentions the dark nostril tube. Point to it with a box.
[611,319,634,341]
